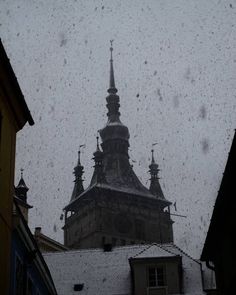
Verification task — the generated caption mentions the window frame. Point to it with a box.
[147,264,166,288]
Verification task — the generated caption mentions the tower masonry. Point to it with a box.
[63,43,173,249]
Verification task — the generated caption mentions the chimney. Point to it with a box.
[35,227,42,235]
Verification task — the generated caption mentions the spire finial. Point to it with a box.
[110,39,114,61]
[78,150,81,164]
[151,149,155,163]
[151,143,158,164]
[20,168,24,178]
[78,144,85,165]
[108,40,117,94]
[96,133,100,151]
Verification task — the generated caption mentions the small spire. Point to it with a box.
[148,147,165,200]
[15,169,29,203]
[70,147,85,202]
[151,143,158,164]
[108,40,118,94]
[96,135,100,151]
[91,135,106,184]
[151,149,155,164]
[78,144,85,165]
[78,150,81,165]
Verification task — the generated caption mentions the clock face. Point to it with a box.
[114,213,132,234]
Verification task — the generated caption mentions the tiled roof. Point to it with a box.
[44,243,204,295]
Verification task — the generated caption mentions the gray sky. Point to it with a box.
[1,0,235,258]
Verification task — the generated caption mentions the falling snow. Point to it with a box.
[0,0,235,259]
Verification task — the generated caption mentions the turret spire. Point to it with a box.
[90,135,106,184]
[96,135,100,152]
[15,169,32,221]
[151,149,155,164]
[70,147,85,202]
[15,168,29,203]
[108,40,117,94]
[149,148,165,200]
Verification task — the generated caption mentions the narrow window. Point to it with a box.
[148,266,165,287]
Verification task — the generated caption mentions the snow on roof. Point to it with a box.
[43,243,205,295]
[131,243,177,259]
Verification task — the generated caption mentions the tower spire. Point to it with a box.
[149,148,165,200]
[108,40,117,94]
[151,149,155,164]
[15,168,29,202]
[15,169,32,221]
[90,135,106,184]
[96,134,100,152]
[70,147,85,202]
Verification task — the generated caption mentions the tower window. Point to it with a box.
[148,266,165,287]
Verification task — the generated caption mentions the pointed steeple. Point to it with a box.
[70,149,85,202]
[90,136,106,184]
[15,169,29,203]
[108,40,118,94]
[100,41,130,154]
[15,169,32,222]
[149,149,165,200]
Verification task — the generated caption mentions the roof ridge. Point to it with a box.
[43,244,145,257]
[163,243,200,264]
[131,243,174,258]
[131,244,155,258]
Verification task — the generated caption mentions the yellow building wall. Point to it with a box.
[0,94,18,294]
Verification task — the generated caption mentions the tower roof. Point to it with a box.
[100,41,130,144]
[91,43,169,201]
[16,168,29,190]
[15,169,32,208]
[66,43,171,210]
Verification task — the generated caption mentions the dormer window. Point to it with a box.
[129,253,182,295]
[148,266,165,287]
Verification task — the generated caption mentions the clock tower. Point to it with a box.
[63,42,173,249]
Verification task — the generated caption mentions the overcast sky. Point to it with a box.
[1,0,235,258]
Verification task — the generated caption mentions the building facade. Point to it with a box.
[63,43,173,249]
[44,243,205,295]
[201,131,236,295]
[10,201,57,295]
[0,38,34,294]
